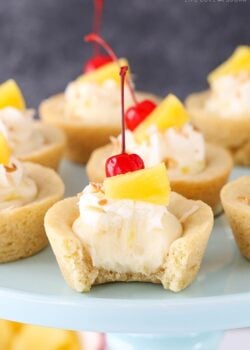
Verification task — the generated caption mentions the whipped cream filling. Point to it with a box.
[72,183,182,275]
[0,107,45,156]
[65,79,134,124]
[113,124,206,175]
[0,158,37,211]
[206,72,250,117]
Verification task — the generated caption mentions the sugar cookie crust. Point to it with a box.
[19,122,66,170]
[0,162,64,263]
[221,176,250,259]
[186,91,250,165]
[44,192,213,292]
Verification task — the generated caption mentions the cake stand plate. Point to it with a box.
[0,161,249,350]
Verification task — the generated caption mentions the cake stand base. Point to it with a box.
[106,332,223,350]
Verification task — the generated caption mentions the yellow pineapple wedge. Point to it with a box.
[0,79,26,110]
[12,325,81,350]
[0,320,22,350]
[208,46,250,84]
[77,58,130,85]
[103,163,170,205]
[0,133,11,165]
[134,94,189,143]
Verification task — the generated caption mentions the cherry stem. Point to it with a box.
[120,66,128,154]
[84,33,138,106]
[85,33,117,61]
[92,0,104,56]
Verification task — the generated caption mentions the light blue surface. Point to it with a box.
[0,162,249,335]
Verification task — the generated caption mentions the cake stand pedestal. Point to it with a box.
[0,162,249,350]
[105,332,222,349]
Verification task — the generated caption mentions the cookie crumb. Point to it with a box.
[98,199,107,206]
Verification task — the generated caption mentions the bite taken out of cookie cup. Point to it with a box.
[39,92,161,164]
[44,192,213,293]
[0,162,64,263]
[186,91,250,165]
[86,142,233,214]
[18,122,66,171]
[221,176,250,259]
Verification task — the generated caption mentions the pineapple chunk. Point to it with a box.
[12,325,81,350]
[134,94,189,143]
[103,163,170,205]
[208,46,250,83]
[77,58,130,85]
[0,79,26,110]
[0,320,22,350]
[0,133,11,165]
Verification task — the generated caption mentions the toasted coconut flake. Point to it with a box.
[90,183,103,193]
[4,163,17,173]
[165,157,177,169]
[98,199,108,206]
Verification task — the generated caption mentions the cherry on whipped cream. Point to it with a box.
[125,99,157,131]
[105,66,145,177]
[84,55,113,73]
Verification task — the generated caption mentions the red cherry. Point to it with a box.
[106,153,144,177]
[125,100,157,131]
[83,55,113,73]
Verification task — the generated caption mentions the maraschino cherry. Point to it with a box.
[84,55,113,73]
[83,0,113,73]
[124,72,157,131]
[105,66,145,177]
[125,99,157,131]
[122,67,156,131]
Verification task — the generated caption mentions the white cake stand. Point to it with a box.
[0,161,249,350]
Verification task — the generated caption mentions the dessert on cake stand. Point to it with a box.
[0,161,249,350]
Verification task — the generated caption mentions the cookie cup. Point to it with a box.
[44,192,213,292]
[186,91,250,165]
[19,122,66,170]
[39,92,161,164]
[221,176,250,259]
[86,143,233,214]
[0,163,64,263]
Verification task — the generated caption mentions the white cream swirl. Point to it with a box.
[114,124,206,175]
[65,79,134,125]
[0,158,37,211]
[0,107,45,156]
[206,72,250,117]
[72,183,182,274]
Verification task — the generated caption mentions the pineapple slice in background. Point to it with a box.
[0,320,22,350]
[0,80,26,110]
[208,46,250,83]
[78,58,130,85]
[0,320,85,350]
[0,133,11,165]
[103,163,170,205]
[134,94,189,143]
[12,325,81,350]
